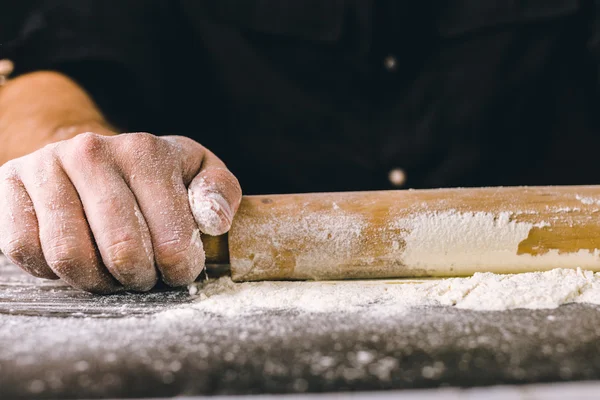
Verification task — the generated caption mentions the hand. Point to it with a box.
[0,132,242,293]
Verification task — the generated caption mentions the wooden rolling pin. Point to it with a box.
[201,186,600,281]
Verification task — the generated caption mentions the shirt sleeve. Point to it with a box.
[7,0,176,131]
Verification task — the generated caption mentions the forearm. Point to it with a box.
[0,71,115,164]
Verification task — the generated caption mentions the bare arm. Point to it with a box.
[0,71,115,164]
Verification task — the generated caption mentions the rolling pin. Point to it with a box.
[201,186,600,281]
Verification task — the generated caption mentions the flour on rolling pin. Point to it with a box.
[395,210,599,274]
[228,186,600,281]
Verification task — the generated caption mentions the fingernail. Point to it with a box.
[188,178,234,236]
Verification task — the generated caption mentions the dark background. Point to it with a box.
[0,1,35,49]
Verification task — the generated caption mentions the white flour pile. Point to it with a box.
[4,253,600,315]
[186,268,600,315]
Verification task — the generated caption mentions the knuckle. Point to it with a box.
[38,235,121,294]
[154,238,191,267]
[104,236,139,265]
[102,236,148,278]
[69,132,107,164]
[0,164,31,200]
[1,239,52,278]
[1,238,30,265]
[117,133,174,173]
[43,237,83,273]
[154,237,200,286]
[0,159,20,182]
[100,231,157,291]
[0,172,20,202]
[121,132,164,154]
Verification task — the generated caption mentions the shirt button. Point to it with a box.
[0,59,14,86]
[388,168,407,187]
[383,55,397,72]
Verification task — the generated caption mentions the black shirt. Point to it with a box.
[5,0,600,194]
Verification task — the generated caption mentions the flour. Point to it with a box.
[4,252,600,398]
[187,267,600,314]
[133,204,155,270]
[231,209,368,280]
[395,210,600,275]
[188,176,233,237]
[3,250,600,315]
[575,194,600,206]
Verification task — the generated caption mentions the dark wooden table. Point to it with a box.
[2,256,600,398]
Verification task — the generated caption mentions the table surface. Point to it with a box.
[2,257,600,399]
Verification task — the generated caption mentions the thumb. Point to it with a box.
[188,166,242,236]
[164,136,242,236]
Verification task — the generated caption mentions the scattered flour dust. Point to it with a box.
[187,268,600,314]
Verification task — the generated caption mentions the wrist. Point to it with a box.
[0,71,115,163]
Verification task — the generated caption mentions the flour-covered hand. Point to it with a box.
[0,132,242,293]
